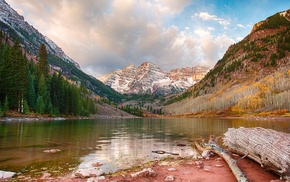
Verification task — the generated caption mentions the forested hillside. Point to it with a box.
[164,10,290,116]
[0,0,124,104]
[0,32,96,116]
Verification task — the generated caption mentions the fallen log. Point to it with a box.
[195,136,248,182]
[223,127,290,180]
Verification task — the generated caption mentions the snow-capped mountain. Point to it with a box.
[99,61,209,95]
[0,0,80,69]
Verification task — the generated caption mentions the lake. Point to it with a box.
[0,118,289,177]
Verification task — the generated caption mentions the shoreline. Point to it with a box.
[1,114,290,122]
[5,153,282,181]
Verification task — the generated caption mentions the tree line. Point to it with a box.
[0,32,97,117]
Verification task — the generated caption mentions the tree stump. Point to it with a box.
[223,127,290,180]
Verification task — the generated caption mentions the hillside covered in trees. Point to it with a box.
[0,32,97,117]
[164,10,290,116]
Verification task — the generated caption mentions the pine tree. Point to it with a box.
[28,74,36,109]
[0,101,3,117]
[37,74,47,98]
[37,44,49,76]
[4,41,30,111]
[0,43,11,101]
[35,96,45,114]
[23,100,30,114]
[3,95,9,115]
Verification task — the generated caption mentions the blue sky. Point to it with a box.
[6,0,290,77]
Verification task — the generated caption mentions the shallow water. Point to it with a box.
[0,118,289,175]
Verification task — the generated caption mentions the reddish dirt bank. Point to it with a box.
[13,153,282,181]
[98,155,281,182]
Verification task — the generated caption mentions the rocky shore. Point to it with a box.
[1,151,282,182]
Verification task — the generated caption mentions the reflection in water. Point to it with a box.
[0,118,289,174]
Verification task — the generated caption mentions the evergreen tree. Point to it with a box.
[37,44,49,76]
[37,74,47,98]
[35,96,45,114]
[4,41,29,110]
[0,102,3,117]
[0,35,98,117]
[23,100,30,114]
[3,95,9,115]
[0,103,4,117]
[28,74,36,109]
[0,43,11,101]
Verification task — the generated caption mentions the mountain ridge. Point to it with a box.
[0,0,80,69]
[98,61,209,95]
[164,9,290,115]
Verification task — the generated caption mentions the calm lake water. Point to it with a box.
[0,118,289,176]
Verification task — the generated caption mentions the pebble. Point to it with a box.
[167,168,177,171]
[87,176,105,182]
[131,168,157,178]
[195,161,203,165]
[74,168,103,178]
[40,172,52,179]
[203,166,212,172]
[215,157,222,161]
[198,156,203,159]
[202,150,211,158]
[164,175,175,181]
[214,164,224,167]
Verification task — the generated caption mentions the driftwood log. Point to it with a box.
[195,136,248,182]
[223,127,290,180]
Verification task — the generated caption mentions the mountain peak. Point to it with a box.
[139,61,159,69]
[99,62,209,95]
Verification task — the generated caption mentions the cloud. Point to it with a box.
[237,24,245,28]
[193,28,235,66]
[194,12,230,26]
[6,0,234,78]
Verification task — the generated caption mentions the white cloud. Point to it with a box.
[6,0,234,78]
[194,12,230,26]
[237,24,245,28]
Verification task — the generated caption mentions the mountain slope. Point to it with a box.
[99,61,209,95]
[0,0,124,102]
[164,9,290,115]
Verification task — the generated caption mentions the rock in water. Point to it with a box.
[0,170,16,179]
[43,149,61,153]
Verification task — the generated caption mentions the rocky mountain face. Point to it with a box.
[0,0,124,103]
[164,9,290,115]
[0,0,79,68]
[99,61,209,95]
